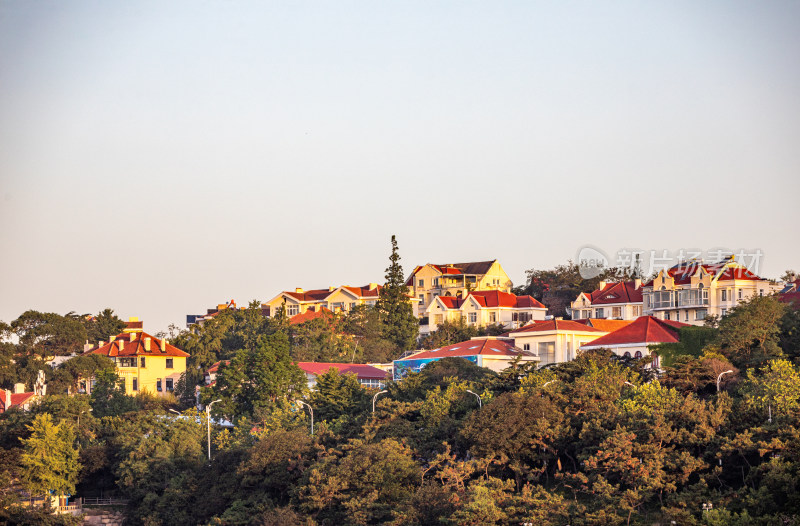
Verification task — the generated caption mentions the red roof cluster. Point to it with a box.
[283,284,382,302]
[296,362,388,380]
[406,338,525,360]
[658,261,763,285]
[289,307,334,325]
[433,290,545,310]
[582,316,689,347]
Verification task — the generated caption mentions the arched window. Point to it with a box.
[634,351,642,359]
[623,351,631,358]
[698,283,704,289]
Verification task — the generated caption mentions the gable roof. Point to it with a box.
[85,330,190,358]
[661,261,764,285]
[403,338,529,361]
[296,362,388,380]
[0,390,37,413]
[585,281,643,305]
[581,316,690,348]
[510,319,605,335]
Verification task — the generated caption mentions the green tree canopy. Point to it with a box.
[19,413,81,499]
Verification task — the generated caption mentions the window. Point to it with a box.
[489,312,497,323]
[634,351,643,359]
[684,311,689,322]
[623,351,632,358]
[433,278,439,287]
[632,306,641,317]
[612,307,622,319]
[331,302,344,312]
[759,289,764,297]
[523,343,531,351]
[140,357,146,368]
[419,294,424,303]
[594,308,605,319]
[418,279,424,287]
[721,290,727,301]
[738,289,743,300]
[166,358,174,369]
[166,378,174,392]
[434,314,443,324]
[721,308,727,317]
[664,312,670,320]
[538,342,556,365]
[119,357,136,368]
[288,304,299,316]
[156,379,162,392]
[132,379,138,391]
[468,312,477,324]
[696,309,707,320]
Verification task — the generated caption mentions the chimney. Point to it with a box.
[159,338,166,353]
[13,383,25,394]
[634,278,642,289]
[144,337,151,351]
[119,340,125,351]
[110,336,116,342]
[4,389,10,409]
[98,340,104,348]
[295,288,304,294]
[329,286,335,292]
[598,281,607,290]
[130,332,136,342]
[368,283,378,290]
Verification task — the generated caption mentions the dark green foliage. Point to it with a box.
[49,354,116,395]
[81,309,126,345]
[89,369,138,417]
[717,295,787,368]
[649,325,719,366]
[377,235,419,355]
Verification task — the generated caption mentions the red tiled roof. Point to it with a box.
[581,316,690,347]
[85,331,190,358]
[289,308,333,325]
[341,285,381,298]
[586,281,643,305]
[434,291,545,310]
[510,319,605,334]
[283,289,332,302]
[406,338,525,360]
[0,390,37,413]
[574,319,634,332]
[207,360,230,374]
[406,261,498,284]
[296,362,388,380]
[664,261,763,285]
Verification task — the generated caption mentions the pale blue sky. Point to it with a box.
[1,1,798,333]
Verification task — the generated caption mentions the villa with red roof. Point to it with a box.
[297,362,389,389]
[393,337,537,380]
[642,257,781,325]
[508,319,608,366]
[570,280,643,321]
[263,283,386,318]
[84,318,189,396]
[406,260,513,316]
[424,290,547,333]
[580,316,690,367]
[1,387,39,414]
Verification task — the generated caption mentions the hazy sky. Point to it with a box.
[2,1,799,334]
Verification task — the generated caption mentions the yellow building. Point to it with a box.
[85,318,189,396]
[406,260,513,316]
[641,258,782,325]
[263,283,383,317]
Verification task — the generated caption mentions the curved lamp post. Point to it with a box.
[372,390,388,413]
[465,389,482,409]
[716,370,734,392]
[297,400,314,436]
[206,399,222,461]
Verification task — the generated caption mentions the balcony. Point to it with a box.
[676,290,709,308]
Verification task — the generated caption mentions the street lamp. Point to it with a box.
[206,399,222,461]
[716,370,734,392]
[372,390,388,413]
[297,400,314,436]
[465,389,482,409]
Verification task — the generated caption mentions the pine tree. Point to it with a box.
[377,235,418,355]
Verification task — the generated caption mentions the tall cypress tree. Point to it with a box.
[377,235,419,355]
